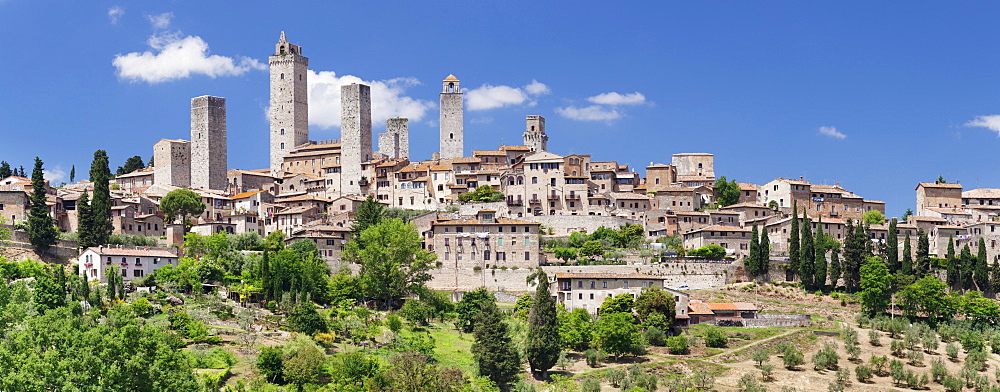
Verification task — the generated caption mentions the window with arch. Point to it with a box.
[280,143,285,149]
[449,133,454,139]
[280,73,284,79]
[280,129,285,135]
[448,82,455,93]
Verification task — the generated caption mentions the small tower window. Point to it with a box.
[448,83,455,93]
[450,133,454,139]
[280,143,285,149]
[280,129,285,135]
[280,73,284,79]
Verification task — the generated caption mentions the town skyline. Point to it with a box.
[5,2,1000,216]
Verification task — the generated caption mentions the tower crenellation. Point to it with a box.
[523,115,548,152]
[439,74,464,159]
[379,118,409,159]
[269,31,309,177]
[190,95,227,190]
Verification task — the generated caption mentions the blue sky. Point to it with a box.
[2,1,1000,217]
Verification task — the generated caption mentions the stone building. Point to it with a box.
[671,153,715,186]
[682,225,751,258]
[153,139,191,188]
[378,118,409,159]
[114,167,154,194]
[440,75,464,159]
[269,31,309,177]
[78,246,179,283]
[915,181,963,217]
[341,83,372,195]
[428,210,542,270]
[523,115,548,152]
[190,95,227,190]
[554,273,668,314]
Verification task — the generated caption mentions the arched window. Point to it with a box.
[280,73,284,79]
[280,129,285,135]
[450,133,454,139]
[280,143,285,149]
[448,82,455,93]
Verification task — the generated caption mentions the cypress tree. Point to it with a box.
[759,226,771,279]
[991,258,1000,296]
[0,161,10,178]
[69,165,75,183]
[828,246,842,289]
[901,231,913,276]
[76,192,94,249]
[748,224,760,278]
[18,166,25,177]
[472,298,521,391]
[886,218,899,271]
[960,244,974,291]
[915,229,930,276]
[261,249,272,301]
[27,157,58,250]
[842,219,859,290]
[789,201,800,280]
[946,237,959,289]
[814,219,827,289]
[89,150,112,246]
[975,237,989,292]
[526,270,560,378]
[800,217,814,289]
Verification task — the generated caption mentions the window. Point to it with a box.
[525,251,530,260]
[579,293,583,300]
[602,281,608,288]
[590,293,594,300]
[590,281,596,288]
[134,270,144,277]
[623,281,629,288]
[577,281,583,288]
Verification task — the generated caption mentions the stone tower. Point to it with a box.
[190,96,227,190]
[269,31,309,177]
[153,139,191,188]
[523,115,548,152]
[439,74,464,159]
[341,83,372,195]
[378,118,409,159]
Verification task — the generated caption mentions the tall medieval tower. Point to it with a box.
[523,115,548,152]
[439,75,464,159]
[190,96,227,190]
[341,83,372,195]
[269,31,309,177]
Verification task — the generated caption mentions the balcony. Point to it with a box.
[506,199,523,206]
[565,194,580,200]
[529,198,541,204]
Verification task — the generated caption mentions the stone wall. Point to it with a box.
[190,96,227,191]
[268,42,309,177]
[341,83,372,195]
[439,79,463,159]
[522,214,643,236]
[0,226,78,264]
[153,139,191,188]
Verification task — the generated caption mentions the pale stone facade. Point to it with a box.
[440,75,464,159]
[153,139,190,188]
[523,115,548,152]
[378,118,409,159]
[341,83,372,195]
[672,153,715,186]
[916,182,963,216]
[190,95,227,190]
[554,273,667,314]
[428,212,542,270]
[78,246,179,283]
[269,31,309,177]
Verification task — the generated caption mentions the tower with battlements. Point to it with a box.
[153,139,191,188]
[439,75,464,159]
[341,83,372,195]
[190,95,227,190]
[378,118,409,159]
[269,31,309,177]
[523,115,548,152]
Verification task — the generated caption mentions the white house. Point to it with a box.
[78,246,180,283]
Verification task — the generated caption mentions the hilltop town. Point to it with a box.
[2,32,1000,392]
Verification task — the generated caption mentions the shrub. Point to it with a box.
[643,326,666,347]
[942,375,964,392]
[584,348,601,368]
[752,350,770,367]
[257,346,284,383]
[890,339,907,358]
[605,367,626,387]
[960,331,986,352]
[869,355,888,377]
[855,364,873,383]
[965,349,987,372]
[855,313,869,328]
[703,326,728,348]
[760,364,775,382]
[922,333,939,353]
[930,357,948,384]
[737,372,765,392]
[580,378,601,392]
[813,343,840,371]
[783,347,804,370]
[665,336,690,355]
[907,349,924,367]
[868,329,881,346]
[945,342,960,361]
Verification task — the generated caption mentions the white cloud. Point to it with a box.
[465,80,550,111]
[307,70,435,129]
[113,32,265,84]
[587,91,646,105]
[146,12,173,29]
[555,105,621,121]
[818,126,847,140]
[965,115,1000,136]
[44,166,66,184]
[108,6,124,24]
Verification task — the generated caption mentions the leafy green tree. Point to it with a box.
[526,270,560,378]
[257,346,285,383]
[898,276,954,324]
[159,189,205,233]
[458,185,504,203]
[287,302,329,335]
[789,201,801,279]
[472,298,520,391]
[351,195,385,239]
[635,285,675,330]
[283,337,326,390]
[456,288,495,333]
[800,217,815,288]
[901,231,913,276]
[32,268,66,310]
[703,325,729,348]
[691,244,727,260]
[859,257,892,316]
[553,247,577,263]
[956,290,1000,325]
[974,237,989,292]
[599,293,634,315]
[579,240,604,258]
[115,155,145,175]
[383,351,468,392]
[513,293,532,320]
[400,298,435,325]
[713,176,740,207]
[558,307,593,351]
[344,218,435,309]
[886,218,899,271]
[27,157,57,250]
[862,210,885,226]
[89,150,113,245]
[594,312,644,360]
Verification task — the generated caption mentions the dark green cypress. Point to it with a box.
[472,299,521,390]
[828,246,842,289]
[886,219,899,271]
[915,229,930,276]
[759,226,771,279]
[261,250,272,301]
[526,270,560,378]
[991,258,1000,296]
[89,150,112,246]
[76,192,94,249]
[961,244,974,291]
[901,231,913,276]
[69,165,75,183]
[814,219,827,289]
[748,224,760,278]
[27,157,58,250]
[800,217,814,289]
[789,201,800,280]
[0,161,10,178]
[975,237,989,292]
[946,237,959,289]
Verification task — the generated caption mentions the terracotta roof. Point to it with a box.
[688,225,751,233]
[277,194,333,203]
[647,163,670,168]
[116,167,154,178]
[450,157,481,163]
[473,150,506,156]
[924,207,970,215]
[610,192,649,200]
[738,183,757,191]
[962,188,1000,198]
[83,246,178,258]
[553,273,665,280]
[499,145,530,151]
[688,301,714,315]
[433,217,539,226]
[275,206,314,215]
[911,216,947,222]
[938,225,967,230]
[430,165,451,171]
[863,200,885,204]
[720,202,769,209]
[231,190,266,199]
[917,182,962,189]
[444,74,459,81]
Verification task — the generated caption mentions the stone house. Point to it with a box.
[78,246,179,283]
[553,273,669,315]
[115,167,155,194]
[915,181,963,217]
[427,210,542,270]
[226,169,276,195]
[682,225,752,258]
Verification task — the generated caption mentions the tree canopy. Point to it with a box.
[713,176,740,207]
[458,185,504,203]
[343,218,436,308]
[159,188,205,231]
